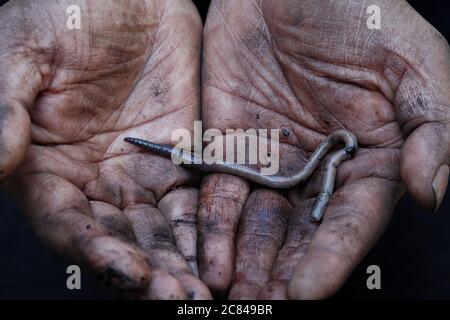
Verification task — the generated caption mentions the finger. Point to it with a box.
[158,188,199,276]
[288,178,403,300]
[123,203,212,300]
[14,173,151,290]
[198,174,250,296]
[395,30,450,212]
[0,100,31,180]
[273,149,400,299]
[229,189,291,300]
[0,52,41,180]
[90,201,136,243]
[401,123,450,212]
[121,269,188,300]
[259,199,318,300]
[146,269,188,300]
[0,4,45,180]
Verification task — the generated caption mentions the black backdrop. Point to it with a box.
[0,0,449,299]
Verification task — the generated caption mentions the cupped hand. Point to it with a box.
[0,0,211,299]
[199,0,450,299]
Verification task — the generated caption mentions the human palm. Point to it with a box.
[199,0,450,299]
[0,0,211,299]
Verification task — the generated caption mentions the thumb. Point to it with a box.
[0,98,32,180]
[401,122,449,213]
[0,4,43,180]
[396,30,450,212]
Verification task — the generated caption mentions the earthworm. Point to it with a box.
[124,129,358,222]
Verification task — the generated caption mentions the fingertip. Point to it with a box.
[177,273,213,300]
[288,252,346,300]
[287,271,316,300]
[288,275,325,300]
[401,123,449,212]
[83,236,151,290]
[147,269,187,300]
[401,146,434,211]
[199,232,236,296]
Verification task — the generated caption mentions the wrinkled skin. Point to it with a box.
[199,0,450,299]
[0,0,212,299]
[1,0,450,301]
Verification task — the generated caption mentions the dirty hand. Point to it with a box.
[199,0,450,299]
[0,0,211,299]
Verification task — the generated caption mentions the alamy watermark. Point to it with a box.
[366,265,381,290]
[170,121,281,176]
[66,264,81,290]
[66,5,81,30]
[367,5,381,30]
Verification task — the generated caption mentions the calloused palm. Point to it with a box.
[199,0,450,299]
[0,0,211,299]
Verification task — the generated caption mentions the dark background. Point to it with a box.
[0,0,449,299]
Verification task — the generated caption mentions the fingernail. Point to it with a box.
[432,164,449,213]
